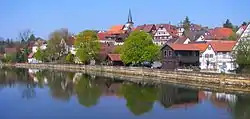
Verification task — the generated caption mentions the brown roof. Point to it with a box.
[174,36,189,44]
[135,24,156,33]
[168,44,200,51]
[66,36,75,46]
[5,48,18,54]
[156,24,178,37]
[107,54,121,61]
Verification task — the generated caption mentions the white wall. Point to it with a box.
[200,45,216,69]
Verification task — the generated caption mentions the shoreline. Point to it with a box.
[2,63,250,93]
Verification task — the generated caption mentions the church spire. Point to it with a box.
[127,9,133,24]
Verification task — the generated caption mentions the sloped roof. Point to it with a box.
[5,48,18,54]
[66,36,75,46]
[136,24,156,33]
[107,54,121,61]
[97,32,110,40]
[108,25,125,34]
[167,44,200,51]
[174,36,189,44]
[207,27,233,40]
[192,43,209,52]
[208,41,236,52]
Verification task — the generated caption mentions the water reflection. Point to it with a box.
[0,68,249,118]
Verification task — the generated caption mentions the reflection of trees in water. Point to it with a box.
[231,95,250,119]
[74,75,102,107]
[118,83,158,116]
[158,84,199,109]
[47,71,73,101]
[21,82,36,99]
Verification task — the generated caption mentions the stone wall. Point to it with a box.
[2,63,250,87]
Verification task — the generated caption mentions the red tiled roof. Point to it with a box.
[168,44,200,51]
[107,54,121,61]
[156,24,178,36]
[208,41,236,52]
[97,32,110,40]
[207,27,233,40]
[108,25,125,34]
[192,43,209,52]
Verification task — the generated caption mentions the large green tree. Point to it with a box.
[74,30,100,64]
[121,30,160,65]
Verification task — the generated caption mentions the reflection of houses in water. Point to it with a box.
[102,83,121,97]
[28,72,48,85]
[158,85,200,109]
[28,69,40,74]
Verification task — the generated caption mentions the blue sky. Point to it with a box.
[0,0,249,39]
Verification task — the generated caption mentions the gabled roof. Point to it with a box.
[208,41,236,52]
[174,36,189,44]
[155,24,178,36]
[206,27,233,40]
[107,54,121,61]
[192,43,209,52]
[107,25,125,34]
[163,44,200,51]
[135,24,156,33]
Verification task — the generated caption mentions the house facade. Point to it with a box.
[153,24,177,45]
[194,41,237,73]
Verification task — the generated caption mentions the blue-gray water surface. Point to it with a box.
[0,68,249,119]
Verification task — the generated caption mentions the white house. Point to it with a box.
[194,41,237,73]
[153,24,177,45]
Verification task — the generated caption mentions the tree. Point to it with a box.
[121,30,160,65]
[28,34,36,42]
[74,30,100,64]
[18,29,32,44]
[34,48,43,61]
[65,53,74,63]
[234,37,250,72]
[183,16,191,31]
[242,22,248,26]
[228,33,237,40]
[113,45,123,54]
[46,28,70,61]
[223,19,234,29]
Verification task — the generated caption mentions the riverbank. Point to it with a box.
[2,63,250,89]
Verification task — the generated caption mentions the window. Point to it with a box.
[205,54,209,58]
[164,51,167,57]
[209,54,213,58]
[168,50,172,56]
[223,52,226,58]
[208,47,211,50]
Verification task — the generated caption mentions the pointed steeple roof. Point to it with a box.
[127,9,134,24]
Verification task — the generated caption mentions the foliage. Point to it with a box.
[183,16,191,31]
[223,19,234,29]
[28,34,36,42]
[65,53,74,63]
[242,22,248,26]
[74,75,101,107]
[4,53,17,63]
[228,33,237,41]
[46,28,70,61]
[34,48,44,61]
[113,45,123,54]
[19,29,32,44]
[234,38,250,71]
[120,30,160,64]
[118,83,158,116]
[74,30,100,64]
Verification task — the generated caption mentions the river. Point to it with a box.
[0,68,249,119]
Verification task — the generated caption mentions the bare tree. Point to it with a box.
[18,29,32,44]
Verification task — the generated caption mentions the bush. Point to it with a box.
[65,53,74,63]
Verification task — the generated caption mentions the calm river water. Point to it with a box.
[0,68,249,119]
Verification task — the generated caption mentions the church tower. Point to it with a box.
[123,9,134,31]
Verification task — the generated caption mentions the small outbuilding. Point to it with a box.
[161,44,200,69]
[106,54,124,66]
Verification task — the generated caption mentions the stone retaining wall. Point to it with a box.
[2,63,250,87]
